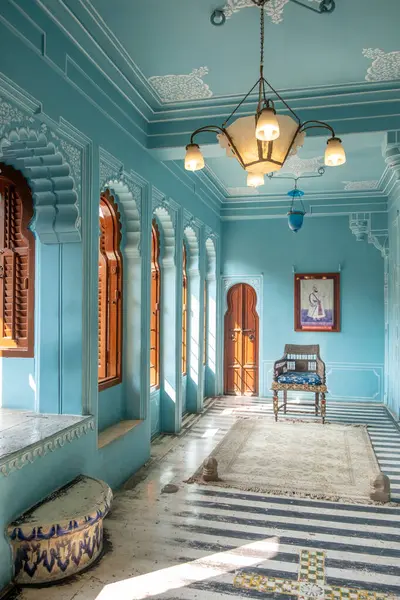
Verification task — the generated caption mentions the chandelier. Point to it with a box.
[184,0,346,188]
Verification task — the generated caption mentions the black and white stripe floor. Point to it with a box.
[20,397,400,600]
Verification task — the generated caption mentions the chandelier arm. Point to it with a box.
[289,0,335,14]
[223,78,262,127]
[299,120,335,136]
[189,125,227,144]
[190,126,247,170]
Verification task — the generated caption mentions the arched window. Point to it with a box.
[98,191,123,390]
[182,244,188,375]
[203,280,207,365]
[150,220,161,388]
[0,164,35,357]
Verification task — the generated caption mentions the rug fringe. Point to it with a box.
[184,477,398,506]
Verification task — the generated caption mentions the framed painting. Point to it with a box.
[294,273,340,332]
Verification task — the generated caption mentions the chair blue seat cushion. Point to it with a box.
[277,371,321,386]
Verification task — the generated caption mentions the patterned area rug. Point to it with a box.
[187,419,381,503]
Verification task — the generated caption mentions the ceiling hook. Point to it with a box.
[210,9,226,26]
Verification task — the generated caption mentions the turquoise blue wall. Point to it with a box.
[0,3,219,591]
[385,132,400,419]
[222,216,385,401]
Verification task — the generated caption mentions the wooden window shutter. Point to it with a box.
[150,220,161,388]
[0,165,35,358]
[98,191,123,391]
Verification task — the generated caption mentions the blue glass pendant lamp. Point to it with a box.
[267,166,325,232]
[287,187,306,232]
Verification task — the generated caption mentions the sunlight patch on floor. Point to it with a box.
[95,537,279,600]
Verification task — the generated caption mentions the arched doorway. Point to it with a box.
[224,283,259,396]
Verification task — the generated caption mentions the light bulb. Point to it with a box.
[247,171,264,188]
[325,137,346,167]
[256,107,280,142]
[184,144,205,171]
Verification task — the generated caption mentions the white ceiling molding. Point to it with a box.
[343,180,379,191]
[148,67,212,103]
[222,0,319,24]
[226,187,260,196]
[278,155,323,177]
[363,48,400,82]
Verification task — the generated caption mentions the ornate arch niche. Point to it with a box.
[99,165,144,419]
[0,98,84,414]
[152,196,182,433]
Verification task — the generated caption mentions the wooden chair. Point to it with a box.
[271,344,327,423]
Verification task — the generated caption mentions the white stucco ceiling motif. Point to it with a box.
[222,0,319,24]
[148,67,213,103]
[363,48,400,82]
[343,180,379,191]
[278,155,323,177]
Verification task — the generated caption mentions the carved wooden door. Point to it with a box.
[224,283,259,396]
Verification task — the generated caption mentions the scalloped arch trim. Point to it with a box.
[0,127,80,244]
[102,180,141,258]
[184,225,200,274]
[205,237,217,279]
[154,205,175,267]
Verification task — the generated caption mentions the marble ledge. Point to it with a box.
[98,420,142,449]
[0,409,94,477]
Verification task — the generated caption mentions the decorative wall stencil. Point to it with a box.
[0,97,34,132]
[0,419,95,477]
[148,67,212,103]
[343,180,379,191]
[363,48,400,82]
[7,475,112,584]
[279,155,323,177]
[222,0,319,24]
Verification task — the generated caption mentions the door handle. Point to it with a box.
[249,334,255,341]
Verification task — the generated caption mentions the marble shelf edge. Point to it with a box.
[0,415,95,477]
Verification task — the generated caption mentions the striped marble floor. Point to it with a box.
[19,397,400,600]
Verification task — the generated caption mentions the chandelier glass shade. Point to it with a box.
[184,0,346,187]
[217,114,305,175]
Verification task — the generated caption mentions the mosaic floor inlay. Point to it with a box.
[235,549,395,600]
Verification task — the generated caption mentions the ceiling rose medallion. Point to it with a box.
[185,0,345,188]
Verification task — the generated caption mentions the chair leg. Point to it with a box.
[315,392,319,416]
[321,393,326,424]
[273,391,279,422]
[283,390,287,414]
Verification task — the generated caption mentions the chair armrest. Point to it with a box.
[273,358,287,380]
[317,358,326,383]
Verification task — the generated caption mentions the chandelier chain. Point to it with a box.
[260,3,264,72]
